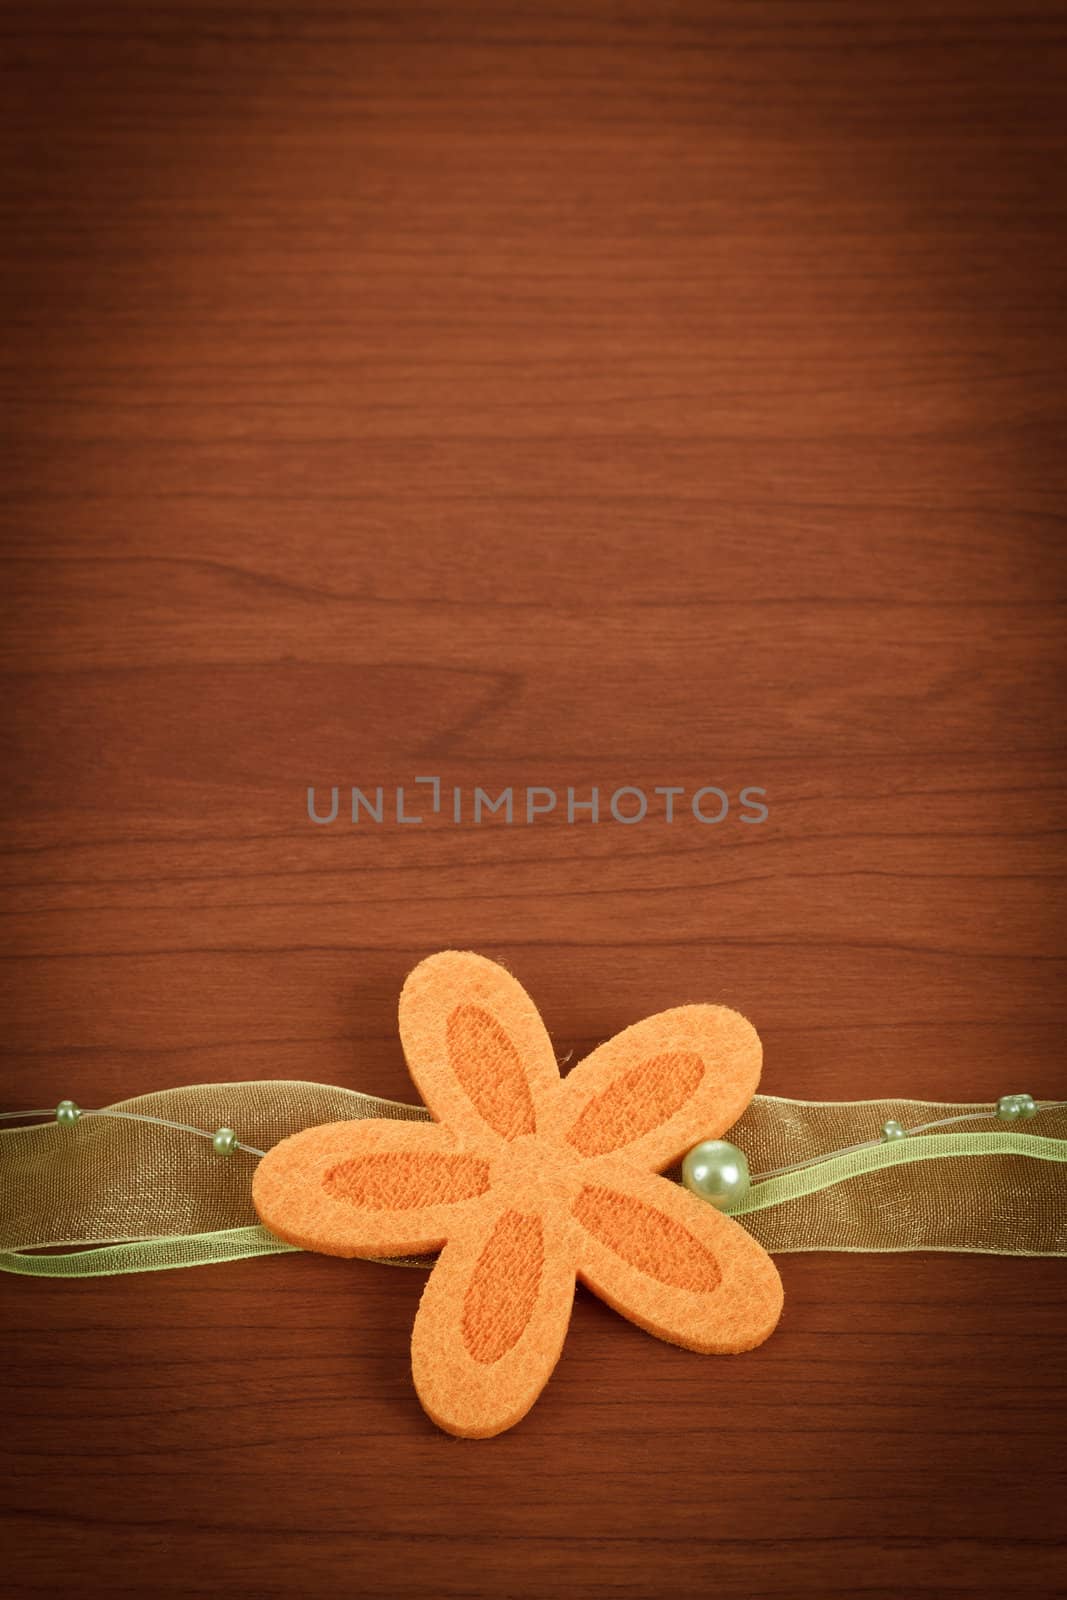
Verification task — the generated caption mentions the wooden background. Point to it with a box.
[2,3,1065,1596]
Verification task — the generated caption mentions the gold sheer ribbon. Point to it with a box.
[1,1082,1065,1276]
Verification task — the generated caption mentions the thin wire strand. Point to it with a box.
[82,1109,267,1157]
[2,1100,1064,1179]
[749,1100,1067,1181]
[0,1106,265,1156]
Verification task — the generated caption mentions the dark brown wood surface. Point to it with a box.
[2,4,1065,1596]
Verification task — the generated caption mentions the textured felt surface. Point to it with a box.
[253,950,784,1437]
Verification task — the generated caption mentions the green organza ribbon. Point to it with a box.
[1,1083,1065,1276]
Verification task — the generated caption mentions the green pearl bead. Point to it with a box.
[997,1093,1037,1123]
[212,1126,238,1157]
[681,1139,750,1212]
[880,1119,906,1142]
[55,1099,82,1126]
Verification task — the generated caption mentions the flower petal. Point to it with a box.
[399,950,561,1147]
[411,1198,576,1437]
[571,1157,783,1353]
[544,1004,762,1171]
[252,1119,490,1257]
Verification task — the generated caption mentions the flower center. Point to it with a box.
[488,1133,584,1210]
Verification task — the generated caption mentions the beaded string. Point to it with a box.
[677,1094,1066,1209]
[1,1094,1063,1185]
[0,1104,265,1158]
[750,1095,1066,1181]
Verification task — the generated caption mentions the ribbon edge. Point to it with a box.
[733,1129,1067,1215]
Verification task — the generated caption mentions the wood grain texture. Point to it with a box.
[1,2,1065,1595]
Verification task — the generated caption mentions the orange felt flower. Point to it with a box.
[252,951,783,1437]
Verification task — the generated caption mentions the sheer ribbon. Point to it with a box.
[2,1082,1064,1276]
